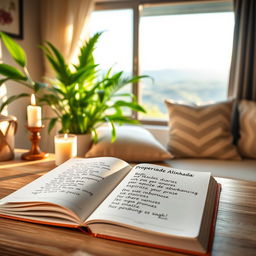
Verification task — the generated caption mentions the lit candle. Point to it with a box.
[27,94,42,127]
[54,134,77,166]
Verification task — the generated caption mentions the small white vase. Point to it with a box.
[76,133,93,157]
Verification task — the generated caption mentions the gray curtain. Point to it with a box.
[228,0,256,101]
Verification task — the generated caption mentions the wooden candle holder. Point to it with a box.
[21,126,48,161]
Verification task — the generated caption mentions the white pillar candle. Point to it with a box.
[54,134,77,166]
[27,94,42,127]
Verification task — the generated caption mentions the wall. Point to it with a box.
[1,0,43,150]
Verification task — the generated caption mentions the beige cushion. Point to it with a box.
[165,100,241,160]
[85,125,173,162]
[238,100,256,159]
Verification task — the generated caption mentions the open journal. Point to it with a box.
[0,157,220,256]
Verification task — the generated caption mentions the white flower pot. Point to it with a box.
[76,133,93,157]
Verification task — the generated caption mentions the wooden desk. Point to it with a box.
[0,153,255,256]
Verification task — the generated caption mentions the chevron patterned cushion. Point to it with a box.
[238,100,256,159]
[165,100,241,160]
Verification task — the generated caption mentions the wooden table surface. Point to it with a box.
[0,150,255,256]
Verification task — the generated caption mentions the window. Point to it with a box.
[89,9,133,75]
[89,0,234,124]
[88,9,133,116]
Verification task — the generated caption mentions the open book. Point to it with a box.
[0,157,220,256]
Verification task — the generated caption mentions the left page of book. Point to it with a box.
[0,157,131,225]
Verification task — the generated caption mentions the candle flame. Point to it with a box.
[64,133,68,139]
[31,94,36,106]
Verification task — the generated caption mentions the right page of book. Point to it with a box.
[86,163,211,238]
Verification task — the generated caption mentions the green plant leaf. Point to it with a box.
[113,106,122,116]
[39,93,60,107]
[0,32,27,67]
[112,100,146,113]
[75,114,85,133]
[91,128,98,143]
[77,32,102,68]
[110,121,116,142]
[41,42,71,85]
[34,82,48,92]
[97,90,105,102]
[110,74,149,95]
[126,75,149,84]
[43,53,66,80]
[102,117,117,142]
[45,42,66,69]
[61,114,71,133]
[0,78,9,86]
[0,64,27,80]
[106,115,139,125]
[0,93,29,113]
[112,93,135,98]
[48,118,58,133]
[38,44,51,57]
[70,64,97,85]
[48,86,65,96]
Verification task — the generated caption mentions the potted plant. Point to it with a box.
[39,32,147,155]
[0,32,148,156]
[0,32,46,112]
[0,32,46,160]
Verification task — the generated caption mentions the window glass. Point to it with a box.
[88,9,133,76]
[139,7,234,120]
[88,9,133,115]
[88,2,234,122]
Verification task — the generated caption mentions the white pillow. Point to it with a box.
[86,126,173,162]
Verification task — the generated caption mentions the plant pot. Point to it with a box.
[0,115,17,161]
[76,133,93,157]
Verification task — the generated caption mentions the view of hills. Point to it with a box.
[139,68,229,119]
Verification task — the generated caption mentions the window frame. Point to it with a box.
[94,0,233,126]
